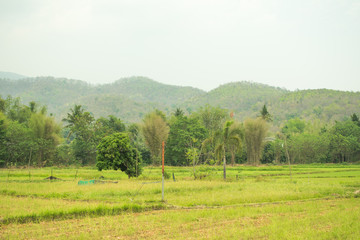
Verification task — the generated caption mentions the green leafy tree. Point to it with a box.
[203,120,242,179]
[96,133,142,178]
[62,105,96,165]
[54,144,75,166]
[272,138,286,164]
[227,121,243,166]
[351,113,360,127]
[29,112,62,166]
[128,123,151,165]
[0,97,61,167]
[0,97,5,112]
[186,144,200,177]
[194,105,229,163]
[3,96,32,124]
[4,121,34,167]
[281,118,306,137]
[194,105,228,135]
[260,104,272,122]
[174,108,184,117]
[165,115,206,166]
[95,115,125,138]
[62,104,94,138]
[216,121,242,179]
[328,120,360,162]
[288,133,329,164]
[0,112,8,166]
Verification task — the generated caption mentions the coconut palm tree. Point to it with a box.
[62,105,94,138]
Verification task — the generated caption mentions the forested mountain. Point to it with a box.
[182,81,289,119]
[0,77,93,120]
[0,76,205,122]
[101,77,206,105]
[269,89,360,125]
[0,74,359,125]
[182,82,360,126]
[0,71,27,80]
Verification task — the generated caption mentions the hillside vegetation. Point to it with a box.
[0,71,27,80]
[0,74,359,125]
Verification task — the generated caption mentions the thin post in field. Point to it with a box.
[162,141,165,201]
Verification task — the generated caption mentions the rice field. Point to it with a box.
[1,164,360,239]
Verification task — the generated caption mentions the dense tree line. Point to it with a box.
[1,95,360,177]
[2,76,360,126]
[0,96,61,167]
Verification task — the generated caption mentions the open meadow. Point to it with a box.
[1,164,360,239]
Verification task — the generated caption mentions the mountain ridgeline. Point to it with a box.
[0,74,359,125]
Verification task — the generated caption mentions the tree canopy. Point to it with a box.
[96,132,142,178]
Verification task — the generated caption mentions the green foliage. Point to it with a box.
[165,115,206,166]
[2,96,32,123]
[2,77,360,126]
[142,111,169,165]
[328,120,360,163]
[202,120,243,179]
[0,112,8,165]
[282,118,306,136]
[128,123,151,165]
[3,77,360,168]
[193,105,229,164]
[288,133,330,164]
[95,115,125,135]
[244,118,269,165]
[260,104,272,122]
[351,113,360,127]
[96,133,142,178]
[0,97,63,167]
[29,112,62,166]
[174,108,184,117]
[261,142,275,164]
[63,105,96,165]
[54,144,76,166]
[4,121,34,167]
[186,147,200,166]
[184,82,286,124]
[193,105,228,135]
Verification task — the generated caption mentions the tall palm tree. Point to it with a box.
[62,105,94,138]
[203,120,243,179]
[62,104,83,129]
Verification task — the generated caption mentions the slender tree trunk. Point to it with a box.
[223,148,226,180]
[193,149,196,178]
[136,150,138,177]
[28,148,32,180]
[284,137,292,181]
[231,151,235,166]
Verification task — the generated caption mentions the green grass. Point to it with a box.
[0,164,360,239]
[1,198,359,239]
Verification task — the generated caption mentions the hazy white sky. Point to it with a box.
[1,0,359,91]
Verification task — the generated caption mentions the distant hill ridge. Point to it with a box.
[0,71,28,80]
[1,72,359,125]
[101,76,206,104]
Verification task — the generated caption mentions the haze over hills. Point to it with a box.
[0,71,359,125]
[0,71,28,80]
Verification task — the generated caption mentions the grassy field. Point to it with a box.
[0,164,360,239]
